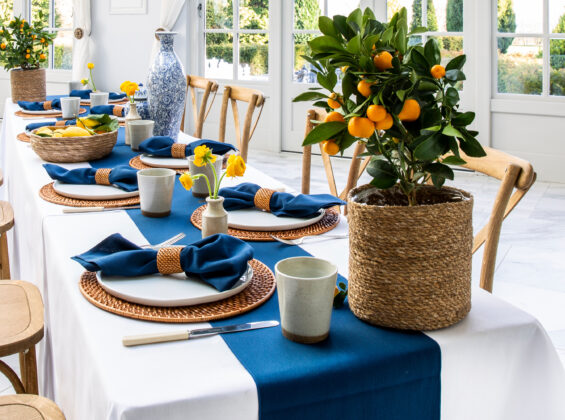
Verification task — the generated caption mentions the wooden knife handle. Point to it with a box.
[63,207,105,213]
[122,330,190,347]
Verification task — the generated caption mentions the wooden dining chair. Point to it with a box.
[218,85,265,162]
[180,75,219,138]
[0,394,65,419]
[301,109,371,205]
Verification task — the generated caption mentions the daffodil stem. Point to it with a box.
[196,173,212,198]
[89,68,96,92]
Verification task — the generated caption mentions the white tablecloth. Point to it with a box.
[2,99,565,420]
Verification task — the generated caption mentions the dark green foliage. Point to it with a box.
[497,0,516,54]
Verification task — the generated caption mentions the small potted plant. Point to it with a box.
[0,13,55,102]
[294,8,486,330]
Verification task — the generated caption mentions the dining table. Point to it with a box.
[1,97,565,420]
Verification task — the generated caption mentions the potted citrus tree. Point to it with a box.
[0,13,55,102]
[294,7,486,330]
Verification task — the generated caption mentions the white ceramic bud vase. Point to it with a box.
[202,196,228,238]
[125,102,142,145]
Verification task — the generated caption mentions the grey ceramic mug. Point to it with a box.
[137,168,176,217]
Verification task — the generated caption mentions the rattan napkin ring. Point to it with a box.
[254,188,275,212]
[156,246,183,275]
[113,106,124,117]
[171,143,186,159]
[94,168,112,186]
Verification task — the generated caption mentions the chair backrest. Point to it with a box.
[217,85,265,162]
[459,146,536,293]
[181,75,219,138]
[301,109,371,203]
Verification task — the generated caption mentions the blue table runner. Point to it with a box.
[88,127,441,420]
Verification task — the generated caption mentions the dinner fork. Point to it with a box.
[270,233,348,246]
[141,233,186,250]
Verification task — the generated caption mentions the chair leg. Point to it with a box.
[20,347,39,394]
[0,359,25,394]
[0,232,10,279]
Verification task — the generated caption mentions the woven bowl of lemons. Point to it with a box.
[29,125,118,163]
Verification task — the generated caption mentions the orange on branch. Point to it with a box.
[324,111,345,123]
[373,51,393,71]
[398,99,421,122]
[431,64,446,79]
[348,117,375,138]
[323,140,340,156]
[367,105,387,122]
[357,80,373,97]
[375,113,393,130]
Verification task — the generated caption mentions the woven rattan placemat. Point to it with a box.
[14,108,87,119]
[191,206,340,241]
[39,182,140,208]
[17,132,30,143]
[81,99,128,106]
[79,258,276,323]
[129,156,186,174]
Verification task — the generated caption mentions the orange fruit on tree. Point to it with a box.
[357,80,373,97]
[431,64,446,79]
[327,93,341,109]
[375,113,393,130]
[373,51,393,71]
[367,104,387,122]
[398,99,421,122]
[323,140,340,156]
[348,117,375,138]
[324,111,345,123]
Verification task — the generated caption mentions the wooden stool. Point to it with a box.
[0,281,44,394]
[0,200,14,279]
[0,394,65,419]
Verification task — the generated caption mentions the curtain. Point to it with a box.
[150,0,187,65]
[72,0,92,81]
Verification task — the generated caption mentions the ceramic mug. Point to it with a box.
[68,80,84,91]
[188,154,222,198]
[137,168,176,217]
[129,120,154,151]
[90,91,109,107]
[60,97,80,119]
[275,257,338,344]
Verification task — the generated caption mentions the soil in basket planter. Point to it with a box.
[347,184,473,331]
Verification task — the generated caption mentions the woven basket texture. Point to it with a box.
[10,68,46,103]
[30,128,118,163]
[347,184,473,331]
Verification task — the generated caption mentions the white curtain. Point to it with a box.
[149,0,187,65]
[71,0,92,81]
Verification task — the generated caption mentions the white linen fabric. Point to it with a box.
[150,0,186,65]
[72,0,92,81]
[2,98,565,420]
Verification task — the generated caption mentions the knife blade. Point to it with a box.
[122,320,279,347]
[63,205,141,213]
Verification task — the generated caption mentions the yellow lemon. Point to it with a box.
[52,132,63,137]
[36,127,53,136]
[62,127,92,137]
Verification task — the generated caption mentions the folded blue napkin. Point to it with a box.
[69,89,127,101]
[90,105,125,117]
[71,233,254,292]
[219,182,345,218]
[26,120,75,131]
[139,137,237,157]
[43,164,138,192]
[18,98,61,110]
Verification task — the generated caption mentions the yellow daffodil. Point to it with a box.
[225,155,246,177]
[193,145,216,167]
[120,80,132,92]
[179,172,193,191]
[80,78,88,85]
[87,62,94,69]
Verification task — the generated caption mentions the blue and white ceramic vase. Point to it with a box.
[147,32,186,139]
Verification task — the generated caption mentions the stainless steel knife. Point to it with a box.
[122,320,279,347]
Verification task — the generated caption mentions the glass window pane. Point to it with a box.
[0,1,14,22]
[54,0,73,29]
[550,38,565,96]
[239,33,268,80]
[497,0,542,34]
[53,30,72,69]
[436,0,463,32]
[206,0,233,29]
[294,33,317,83]
[205,33,233,79]
[497,37,542,95]
[294,0,322,30]
[239,0,268,30]
[550,0,565,33]
[326,0,360,18]
[31,0,50,28]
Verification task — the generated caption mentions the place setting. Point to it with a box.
[14,96,88,119]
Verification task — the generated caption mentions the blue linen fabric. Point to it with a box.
[139,136,237,157]
[90,105,125,117]
[43,164,139,192]
[70,89,126,100]
[26,120,75,131]
[18,98,61,110]
[71,233,254,292]
[219,182,345,218]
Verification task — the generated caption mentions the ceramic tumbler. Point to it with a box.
[90,91,109,107]
[188,155,222,198]
[60,97,80,119]
[275,257,338,344]
[137,168,176,217]
[129,120,154,151]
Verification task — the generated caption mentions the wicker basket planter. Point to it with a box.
[10,68,46,103]
[29,128,118,163]
[347,184,474,331]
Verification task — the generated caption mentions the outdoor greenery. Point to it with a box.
[497,0,516,54]
[444,0,463,51]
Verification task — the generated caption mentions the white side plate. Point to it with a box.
[96,264,253,307]
[19,109,61,115]
[227,208,324,231]
[140,154,189,169]
[53,180,139,200]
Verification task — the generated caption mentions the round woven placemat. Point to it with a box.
[14,108,87,119]
[129,155,186,174]
[78,258,276,323]
[17,132,30,143]
[191,206,340,241]
[39,182,140,208]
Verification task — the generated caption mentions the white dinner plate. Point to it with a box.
[96,264,253,307]
[19,109,61,115]
[80,98,126,104]
[227,208,325,231]
[53,180,139,200]
[140,153,189,169]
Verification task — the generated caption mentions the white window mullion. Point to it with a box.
[233,1,239,81]
[543,0,550,96]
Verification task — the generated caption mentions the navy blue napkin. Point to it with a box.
[219,182,345,218]
[70,89,126,101]
[139,136,237,157]
[43,164,138,192]
[18,98,61,110]
[26,120,74,131]
[90,105,125,117]
[71,233,254,292]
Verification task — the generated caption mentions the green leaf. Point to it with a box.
[346,34,361,54]
[445,87,460,107]
[308,36,345,53]
[293,91,329,102]
[445,69,466,82]
[421,107,442,128]
[339,132,358,150]
[317,72,337,92]
[445,54,466,71]
[431,174,446,188]
[410,49,430,72]
[319,16,338,37]
[442,124,462,137]
[367,159,398,189]
[413,132,447,161]
[442,155,467,165]
[417,81,439,92]
[424,38,441,65]
[424,162,455,180]
[394,24,407,55]
[302,122,347,146]
[451,111,475,126]
[363,34,380,52]
[408,26,428,35]
[346,8,363,31]
[460,134,487,157]
[333,15,355,40]
[381,26,394,43]
[341,72,355,102]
